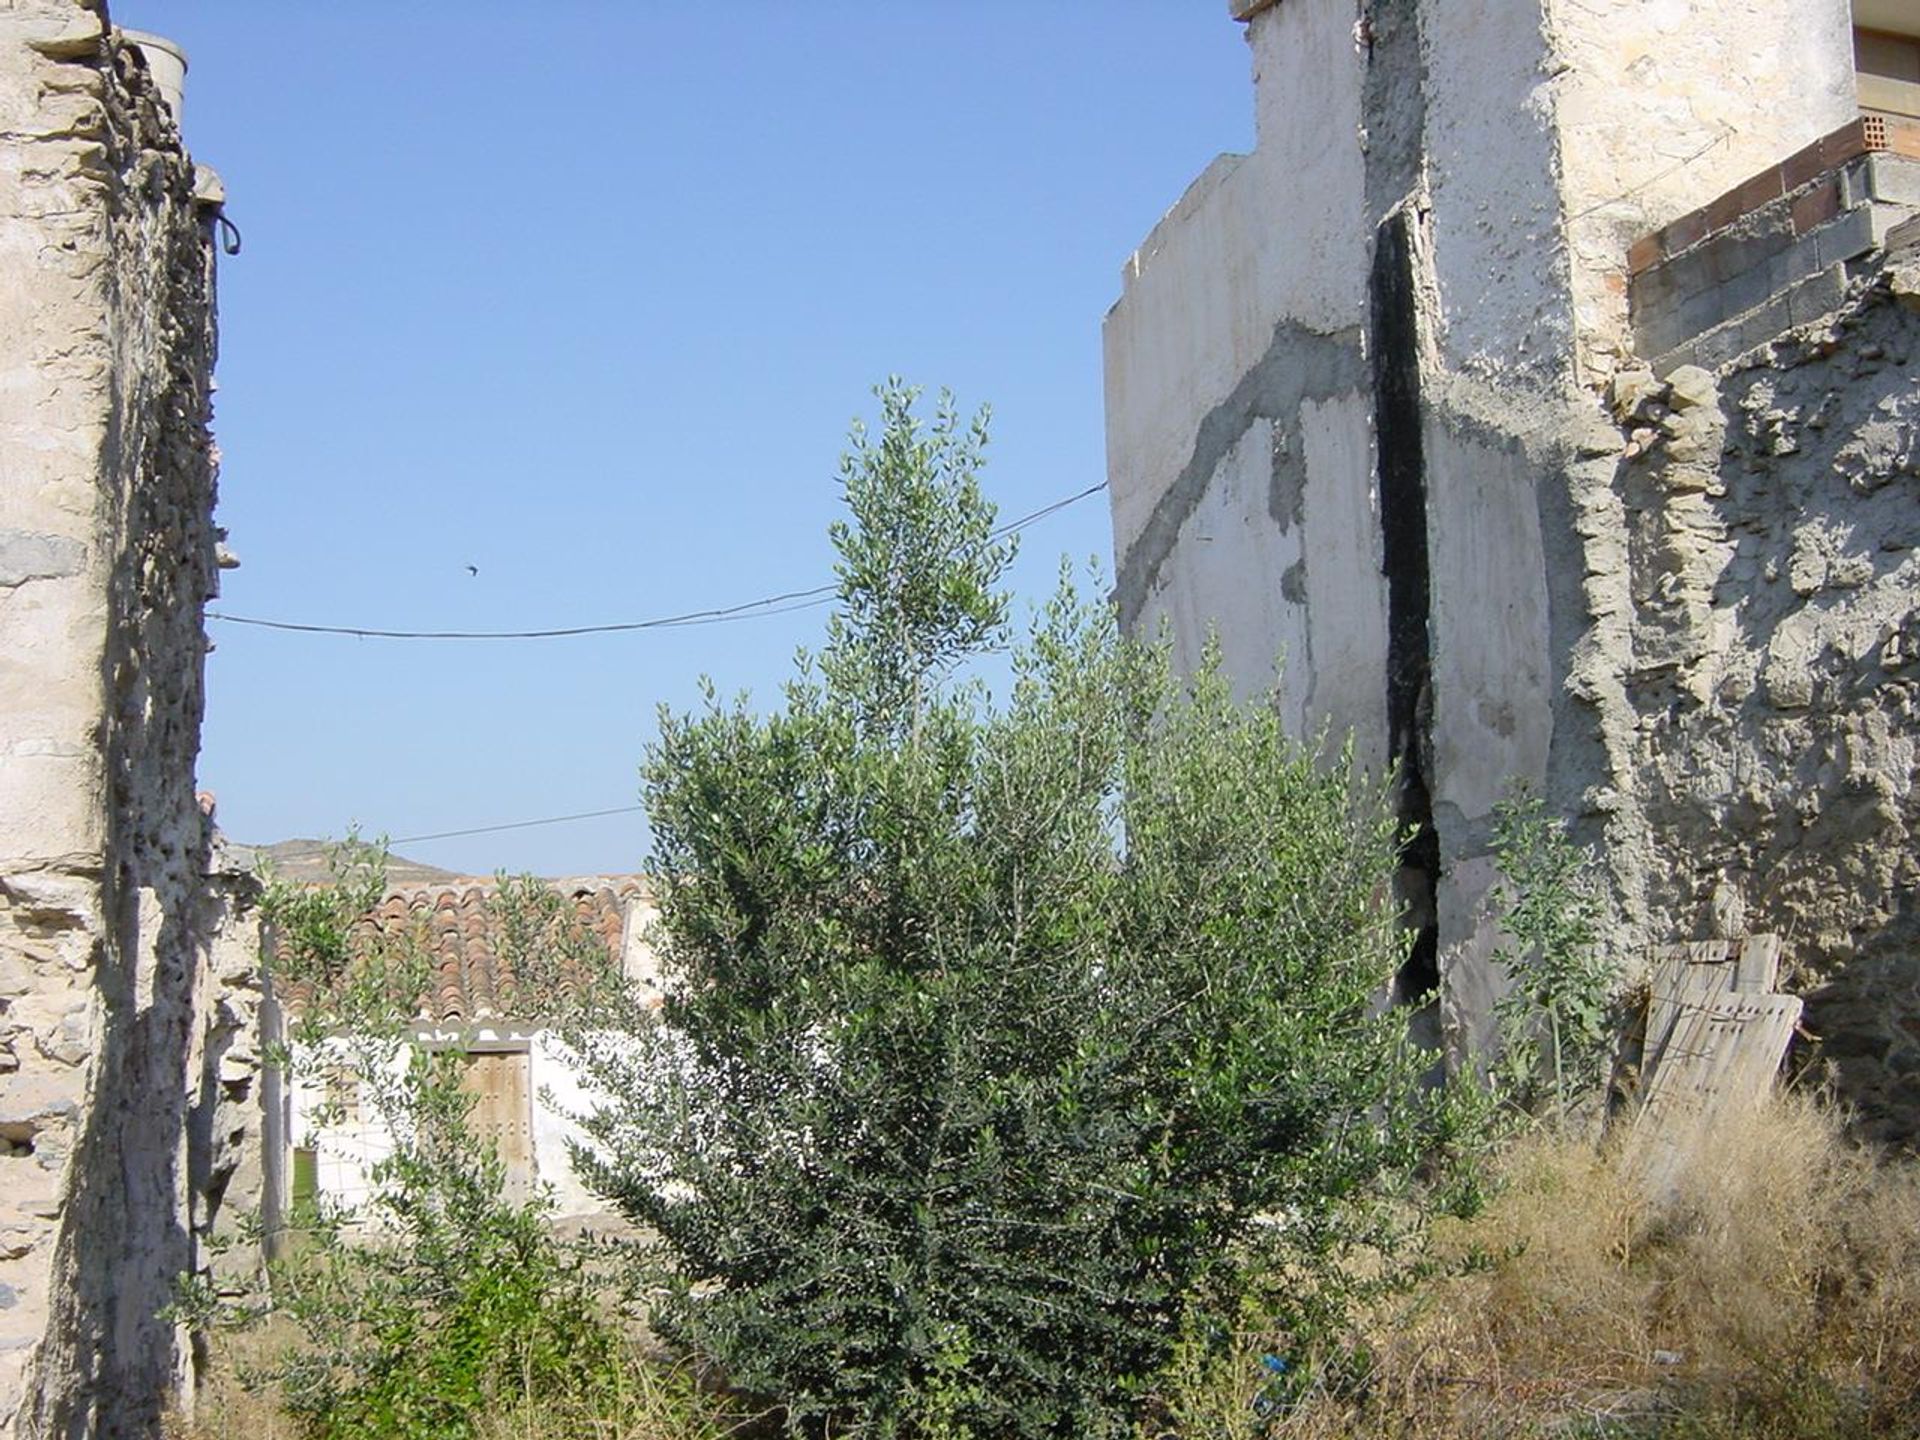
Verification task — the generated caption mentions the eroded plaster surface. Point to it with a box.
[1547,0,1858,379]
[0,5,229,1432]
[1105,0,1920,1134]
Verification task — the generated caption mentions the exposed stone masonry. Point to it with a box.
[0,4,231,1433]
[1593,247,1920,1139]
[1105,0,1920,1139]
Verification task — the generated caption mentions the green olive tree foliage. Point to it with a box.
[571,381,1447,1439]
[1487,788,1623,1129]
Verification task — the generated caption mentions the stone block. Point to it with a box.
[1815,204,1882,267]
[1708,226,1792,293]
[1837,156,1874,210]
[1635,285,1714,360]
[1694,317,1751,371]
[1866,153,1920,209]
[1737,293,1795,353]
[1710,257,1780,324]
[1650,338,1699,378]
[1766,232,1825,295]
[1786,264,1848,326]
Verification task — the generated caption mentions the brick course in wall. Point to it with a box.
[1630,127,1920,374]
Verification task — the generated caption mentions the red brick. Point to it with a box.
[1736,165,1786,214]
[1704,185,1746,235]
[1627,230,1664,274]
[1781,138,1829,191]
[1664,206,1709,255]
[1822,117,1871,170]
[1861,113,1889,153]
[1790,178,1841,236]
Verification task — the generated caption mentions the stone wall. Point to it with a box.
[1103,0,1920,1131]
[1593,246,1920,1140]
[0,4,228,1433]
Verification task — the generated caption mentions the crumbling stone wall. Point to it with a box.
[1107,0,1920,1135]
[187,850,268,1310]
[0,4,227,1433]
[1591,249,1920,1140]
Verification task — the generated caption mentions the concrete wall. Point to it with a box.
[1106,0,1599,1027]
[1104,0,1908,1085]
[0,6,226,1433]
[1105,0,1384,766]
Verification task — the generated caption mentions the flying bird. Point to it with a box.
[465,564,479,577]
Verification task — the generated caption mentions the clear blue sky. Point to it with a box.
[133,3,1253,877]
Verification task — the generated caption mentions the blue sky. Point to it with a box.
[133,3,1253,877]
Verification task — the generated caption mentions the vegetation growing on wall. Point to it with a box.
[1487,787,1624,1129]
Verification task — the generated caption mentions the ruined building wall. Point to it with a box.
[1106,0,1383,766]
[0,4,228,1432]
[1107,0,1920,1128]
[1596,249,1920,1139]
[1545,0,1859,379]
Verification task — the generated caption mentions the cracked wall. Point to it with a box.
[1106,0,1916,1097]
[0,4,231,1433]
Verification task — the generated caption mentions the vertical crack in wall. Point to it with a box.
[1370,209,1440,1003]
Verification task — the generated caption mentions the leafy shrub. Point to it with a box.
[1487,788,1622,1127]
[572,382,1455,1439]
[207,843,633,1440]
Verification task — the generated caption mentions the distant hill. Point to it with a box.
[225,838,464,887]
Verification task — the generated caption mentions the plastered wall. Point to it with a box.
[1104,0,1920,1109]
[1105,0,1387,770]
[0,4,227,1433]
[1546,0,1859,380]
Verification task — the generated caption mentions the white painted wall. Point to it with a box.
[1105,0,1370,569]
[1103,0,1867,1060]
[288,1029,619,1223]
[1135,419,1306,719]
[1104,0,1385,767]
[1298,392,1391,771]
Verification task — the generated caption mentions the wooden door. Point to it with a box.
[460,1050,535,1203]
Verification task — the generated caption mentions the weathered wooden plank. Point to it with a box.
[1627,989,1801,1196]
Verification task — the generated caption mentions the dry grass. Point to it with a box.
[171,1326,752,1440]
[175,1094,1920,1438]
[1202,1092,1920,1439]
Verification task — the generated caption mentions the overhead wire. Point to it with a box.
[228,480,1111,847]
[389,805,645,845]
[205,481,1109,642]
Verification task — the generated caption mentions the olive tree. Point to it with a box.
[573,381,1443,1438]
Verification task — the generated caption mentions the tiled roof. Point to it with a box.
[282,876,649,1025]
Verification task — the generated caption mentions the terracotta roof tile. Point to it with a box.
[278,876,648,1025]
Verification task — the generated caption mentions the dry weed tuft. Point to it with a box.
[1165,1092,1920,1439]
